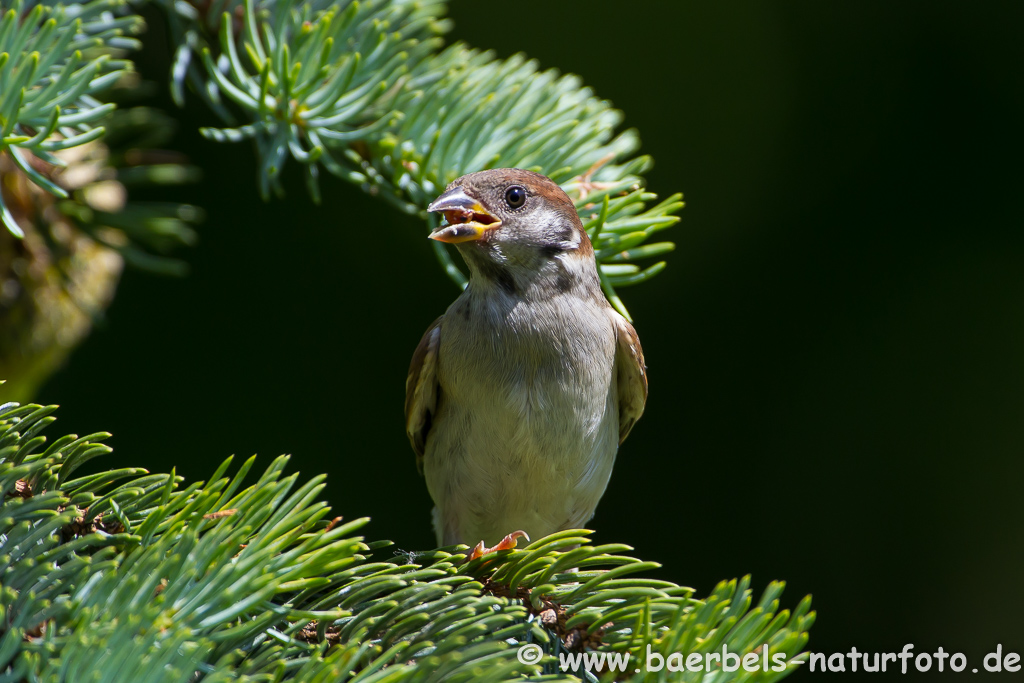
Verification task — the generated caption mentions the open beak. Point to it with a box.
[426,187,501,243]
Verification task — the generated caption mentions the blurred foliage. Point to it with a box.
[0,0,141,236]
[0,401,814,681]
[0,0,199,403]
[0,93,199,402]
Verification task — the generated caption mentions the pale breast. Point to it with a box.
[424,289,620,545]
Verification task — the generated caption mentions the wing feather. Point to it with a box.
[405,316,443,473]
[612,313,648,443]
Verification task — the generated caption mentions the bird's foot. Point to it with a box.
[468,530,530,560]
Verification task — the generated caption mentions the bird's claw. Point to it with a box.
[469,530,530,560]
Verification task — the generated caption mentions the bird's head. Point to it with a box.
[427,169,594,291]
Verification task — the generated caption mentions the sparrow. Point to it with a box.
[405,168,647,557]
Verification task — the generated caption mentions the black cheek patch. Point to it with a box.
[538,224,578,257]
[495,269,518,296]
[555,266,574,294]
[478,260,518,296]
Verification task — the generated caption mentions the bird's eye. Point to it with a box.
[504,185,527,209]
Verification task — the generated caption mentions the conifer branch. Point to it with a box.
[170,0,680,319]
[1,0,682,317]
[0,0,142,236]
[0,401,814,681]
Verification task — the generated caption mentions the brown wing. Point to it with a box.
[405,315,443,473]
[612,312,648,443]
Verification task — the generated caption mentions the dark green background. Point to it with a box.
[40,2,1024,679]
